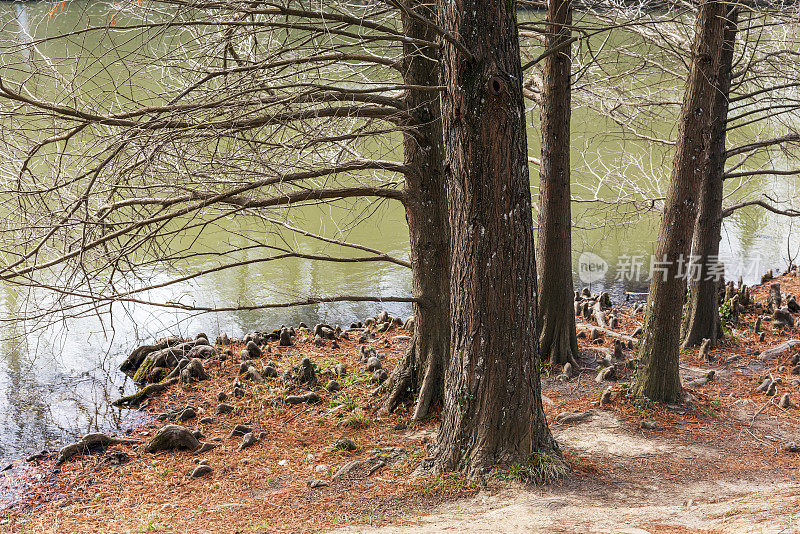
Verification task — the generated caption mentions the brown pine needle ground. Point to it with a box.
[2,275,800,533]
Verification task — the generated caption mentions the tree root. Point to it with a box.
[113,378,179,407]
[593,300,608,328]
[379,337,443,421]
[56,433,140,465]
[120,336,182,374]
[539,317,579,369]
[379,343,417,416]
[759,339,800,361]
[413,352,439,420]
[576,322,638,345]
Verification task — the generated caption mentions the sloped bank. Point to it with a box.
[4,270,800,532]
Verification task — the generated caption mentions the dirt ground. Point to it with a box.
[1,274,800,533]
[332,409,799,534]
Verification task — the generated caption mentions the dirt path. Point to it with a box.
[332,478,799,534]
[333,410,800,534]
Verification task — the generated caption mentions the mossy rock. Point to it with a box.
[133,356,156,384]
[148,366,168,383]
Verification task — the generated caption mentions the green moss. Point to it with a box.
[133,356,156,384]
[113,388,149,407]
[148,367,168,383]
[113,378,178,407]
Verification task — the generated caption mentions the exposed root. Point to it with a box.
[539,321,579,369]
[575,323,638,345]
[112,378,179,407]
[379,342,416,416]
[413,353,439,420]
[56,434,141,465]
[379,336,443,421]
[758,339,800,361]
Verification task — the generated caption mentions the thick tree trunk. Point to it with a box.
[432,0,558,480]
[635,0,737,403]
[537,0,578,368]
[380,0,449,420]
[681,7,738,349]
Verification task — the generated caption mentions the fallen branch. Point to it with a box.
[751,397,776,424]
[576,323,639,345]
[758,339,800,361]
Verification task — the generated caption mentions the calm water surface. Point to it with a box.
[0,1,797,465]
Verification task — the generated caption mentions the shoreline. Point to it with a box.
[2,273,800,532]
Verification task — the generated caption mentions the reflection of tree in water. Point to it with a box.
[12,1,32,62]
[0,218,413,462]
[0,284,138,460]
[0,284,55,459]
[194,220,413,332]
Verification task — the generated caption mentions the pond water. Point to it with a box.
[0,1,797,465]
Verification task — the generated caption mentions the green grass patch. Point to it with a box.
[502,451,567,485]
[342,409,371,429]
[330,393,358,412]
[419,472,472,496]
[134,518,162,533]
[341,369,371,387]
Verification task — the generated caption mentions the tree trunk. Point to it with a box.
[681,6,738,350]
[635,0,737,403]
[432,0,558,480]
[380,0,449,420]
[537,0,578,368]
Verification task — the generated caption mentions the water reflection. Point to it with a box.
[0,284,139,460]
[0,238,413,462]
[0,0,798,468]
[13,2,32,62]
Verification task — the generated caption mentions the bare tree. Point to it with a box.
[682,5,800,345]
[536,0,579,368]
[555,1,800,244]
[681,4,738,348]
[635,0,738,403]
[379,0,450,420]
[0,0,450,420]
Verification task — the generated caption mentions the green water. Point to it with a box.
[0,1,796,463]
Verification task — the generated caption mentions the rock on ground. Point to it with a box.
[144,425,200,453]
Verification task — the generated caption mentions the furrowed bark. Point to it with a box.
[635,0,736,403]
[432,0,558,480]
[681,6,737,350]
[381,0,450,420]
[537,0,578,368]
